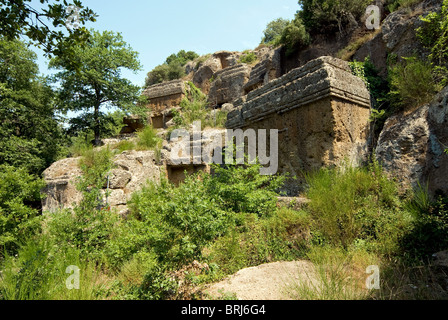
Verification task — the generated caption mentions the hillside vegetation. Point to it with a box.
[1,0,448,301]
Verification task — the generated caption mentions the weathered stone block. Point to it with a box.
[208,64,251,106]
[226,56,371,194]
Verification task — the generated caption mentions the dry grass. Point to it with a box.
[336,29,382,61]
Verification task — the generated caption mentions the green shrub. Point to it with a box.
[389,56,441,110]
[204,163,285,217]
[417,0,448,87]
[0,165,45,257]
[136,125,162,151]
[298,0,371,34]
[278,17,311,56]
[145,63,185,87]
[400,187,448,261]
[128,162,286,267]
[114,139,136,153]
[262,18,290,45]
[46,147,118,260]
[67,132,94,157]
[145,50,199,87]
[0,235,107,300]
[166,50,199,67]
[239,52,258,65]
[128,175,231,266]
[304,161,411,251]
[349,57,390,132]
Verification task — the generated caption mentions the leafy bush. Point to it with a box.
[278,17,311,56]
[204,163,285,218]
[128,175,231,266]
[145,63,185,87]
[127,161,285,267]
[136,125,162,151]
[0,165,45,256]
[298,0,371,34]
[239,51,258,65]
[46,147,118,259]
[389,56,441,110]
[145,50,199,87]
[349,57,390,132]
[304,161,412,251]
[400,187,448,261]
[261,18,290,45]
[166,50,199,67]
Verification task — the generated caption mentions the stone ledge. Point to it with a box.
[226,56,371,129]
[143,79,186,100]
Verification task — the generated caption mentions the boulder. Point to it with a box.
[376,86,448,195]
[41,157,84,212]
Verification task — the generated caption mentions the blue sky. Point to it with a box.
[36,0,300,88]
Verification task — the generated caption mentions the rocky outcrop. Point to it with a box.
[244,47,282,94]
[41,157,84,213]
[376,86,448,196]
[227,56,371,194]
[42,128,228,213]
[190,51,243,95]
[42,150,163,217]
[208,64,252,106]
[354,0,442,75]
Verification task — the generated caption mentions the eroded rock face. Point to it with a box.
[244,47,282,94]
[42,150,163,217]
[376,86,448,195]
[42,157,84,212]
[142,80,186,129]
[208,64,252,106]
[354,0,442,75]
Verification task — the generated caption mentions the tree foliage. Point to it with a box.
[0,165,45,256]
[278,17,311,56]
[261,18,290,44]
[298,0,371,34]
[145,50,199,87]
[0,38,66,174]
[0,0,97,57]
[50,29,142,145]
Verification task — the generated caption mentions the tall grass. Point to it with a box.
[0,236,109,300]
[304,161,408,251]
[389,56,442,110]
[286,246,378,300]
